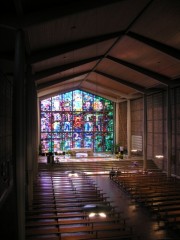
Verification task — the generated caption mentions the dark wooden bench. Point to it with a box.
[26,169,136,240]
[26,216,126,228]
[26,223,133,239]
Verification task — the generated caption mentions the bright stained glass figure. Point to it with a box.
[40,90,114,153]
[73,90,82,111]
[41,98,51,111]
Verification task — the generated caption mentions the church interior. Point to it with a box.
[0,1,180,240]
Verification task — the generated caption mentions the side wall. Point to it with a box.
[0,71,18,238]
[119,87,180,176]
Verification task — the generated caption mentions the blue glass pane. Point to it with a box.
[82,92,93,111]
[59,92,72,111]
[73,132,83,148]
[63,132,72,148]
[84,122,93,131]
[63,121,72,131]
[84,133,93,148]
[73,90,82,111]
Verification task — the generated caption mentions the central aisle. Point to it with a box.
[91,175,171,240]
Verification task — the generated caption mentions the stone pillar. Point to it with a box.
[33,89,38,180]
[26,65,38,207]
[13,29,26,240]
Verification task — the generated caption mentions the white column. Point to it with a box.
[127,100,131,158]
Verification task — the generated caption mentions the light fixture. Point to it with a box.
[89,212,96,218]
[66,170,79,177]
[131,149,138,152]
[98,212,107,218]
[68,172,78,177]
[88,212,107,218]
[83,203,111,218]
[155,155,164,159]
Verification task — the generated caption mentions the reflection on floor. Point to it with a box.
[38,152,141,163]
[36,154,178,240]
[92,175,175,240]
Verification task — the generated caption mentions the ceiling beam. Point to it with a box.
[80,87,119,103]
[78,0,154,87]
[38,86,79,100]
[107,55,171,86]
[1,0,123,29]
[30,31,123,64]
[37,71,89,90]
[95,70,146,93]
[84,80,133,99]
[127,31,180,60]
[33,55,102,81]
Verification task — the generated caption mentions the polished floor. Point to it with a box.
[37,154,178,240]
[92,175,175,240]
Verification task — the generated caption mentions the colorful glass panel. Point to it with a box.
[73,90,82,111]
[73,112,84,132]
[52,95,60,111]
[41,98,51,111]
[41,112,51,132]
[40,90,114,153]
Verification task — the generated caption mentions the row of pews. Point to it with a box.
[25,170,140,240]
[38,159,159,175]
[112,170,180,238]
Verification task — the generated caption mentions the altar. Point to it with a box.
[71,148,93,156]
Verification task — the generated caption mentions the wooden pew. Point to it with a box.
[26,170,136,240]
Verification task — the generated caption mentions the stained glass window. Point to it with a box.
[40,90,114,153]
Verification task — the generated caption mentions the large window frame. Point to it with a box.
[40,90,114,153]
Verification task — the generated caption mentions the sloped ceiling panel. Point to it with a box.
[0,0,180,100]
